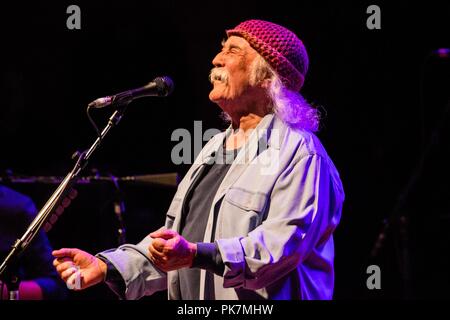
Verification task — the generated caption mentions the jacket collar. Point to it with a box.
[198,113,285,165]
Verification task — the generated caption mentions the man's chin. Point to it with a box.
[208,92,224,105]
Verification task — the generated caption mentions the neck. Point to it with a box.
[225,113,265,150]
[231,113,264,132]
[222,87,271,131]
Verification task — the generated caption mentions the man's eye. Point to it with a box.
[220,46,240,55]
[226,46,241,54]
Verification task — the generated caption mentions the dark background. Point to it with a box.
[0,0,449,299]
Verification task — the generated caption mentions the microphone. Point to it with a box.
[88,76,174,108]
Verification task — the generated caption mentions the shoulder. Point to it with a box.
[0,185,37,221]
[273,119,345,196]
[273,116,329,160]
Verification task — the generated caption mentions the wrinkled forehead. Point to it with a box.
[221,35,252,49]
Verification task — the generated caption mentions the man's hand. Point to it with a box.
[52,248,106,290]
[148,229,197,272]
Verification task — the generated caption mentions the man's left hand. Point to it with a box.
[148,229,197,272]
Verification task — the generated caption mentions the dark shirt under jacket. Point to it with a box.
[178,144,239,300]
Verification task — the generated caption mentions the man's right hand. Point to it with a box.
[52,248,107,290]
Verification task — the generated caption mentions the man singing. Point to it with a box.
[53,19,345,300]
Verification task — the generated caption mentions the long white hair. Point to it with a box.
[250,55,320,132]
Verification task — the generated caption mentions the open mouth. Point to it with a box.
[210,69,228,84]
[213,74,225,82]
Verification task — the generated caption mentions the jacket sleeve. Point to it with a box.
[216,153,343,290]
[96,215,175,300]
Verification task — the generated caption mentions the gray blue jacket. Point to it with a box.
[98,114,345,300]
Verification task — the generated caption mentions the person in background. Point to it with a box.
[0,184,67,299]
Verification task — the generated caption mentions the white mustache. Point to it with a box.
[209,68,229,84]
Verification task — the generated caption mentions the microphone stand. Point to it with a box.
[0,105,128,299]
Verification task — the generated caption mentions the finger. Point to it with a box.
[56,261,75,274]
[149,253,165,266]
[150,229,177,240]
[148,253,156,265]
[151,238,167,251]
[52,248,78,258]
[148,243,166,259]
[66,270,82,290]
[149,255,158,266]
[148,245,169,268]
[53,257,73,267]
[149,226,167,238]
[61,266,79,282]
[152,257,167,271]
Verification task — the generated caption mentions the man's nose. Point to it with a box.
[212,51,225,67]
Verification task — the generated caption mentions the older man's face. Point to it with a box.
[209,36,259,108]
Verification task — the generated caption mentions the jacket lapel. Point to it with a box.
[198,114,277,299]
[171,131,226,233]
[209,114,275,206]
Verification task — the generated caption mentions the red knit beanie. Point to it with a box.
[226,19,308,92]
